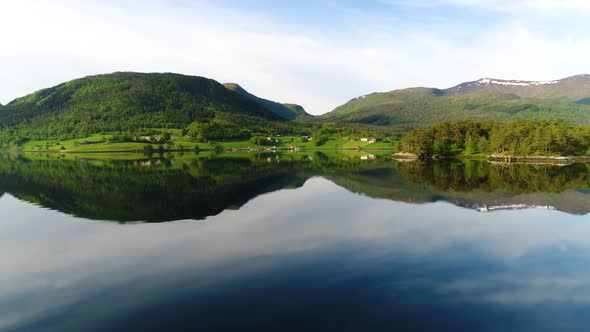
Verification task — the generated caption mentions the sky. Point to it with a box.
[1,0,590,114]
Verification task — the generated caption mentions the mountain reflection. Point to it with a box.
[0,153,589,222]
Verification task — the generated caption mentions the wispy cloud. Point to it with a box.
[383,0,590,10]
[0,0,589,114]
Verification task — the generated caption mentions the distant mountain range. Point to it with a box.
[2,72,590,141]
[322,74,590,130]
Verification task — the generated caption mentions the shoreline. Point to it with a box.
[10,146,396,155]
[10,149,590,165]
[393,153,590,164]
[486,154,590,165]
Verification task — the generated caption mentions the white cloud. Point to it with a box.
[0,0,589,114]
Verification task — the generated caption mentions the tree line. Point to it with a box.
[398,120,590,157]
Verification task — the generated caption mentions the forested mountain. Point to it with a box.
[0,72,307,141]
[323,75,590,130]
[224,83,314,121]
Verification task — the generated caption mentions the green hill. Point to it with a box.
[0,72,302,141]
[223,83,313,121]
[322,75,590,131]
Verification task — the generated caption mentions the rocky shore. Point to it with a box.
[486,154,590,165]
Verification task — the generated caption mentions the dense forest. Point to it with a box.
[398,120,590,157]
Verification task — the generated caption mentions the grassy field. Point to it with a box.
[17,133,397,153]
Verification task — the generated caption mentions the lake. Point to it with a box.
[2,152,590,331]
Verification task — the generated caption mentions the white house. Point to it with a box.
[361,137,377,143]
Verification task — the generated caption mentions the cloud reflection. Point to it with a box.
[2,178,590,330]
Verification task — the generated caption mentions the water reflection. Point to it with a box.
[2,176,590,331]
[0,153,588,221]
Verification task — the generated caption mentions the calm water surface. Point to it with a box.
[2,153,590,331]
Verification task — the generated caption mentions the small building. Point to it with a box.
[360,154,376,161]
[137,136,162,142]
[361,137,377,143]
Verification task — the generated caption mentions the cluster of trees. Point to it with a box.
[398,120,590,157]
[180,114,312,143]
[312,128,331,146]
[186,119,252,141]
[249,135,272,146]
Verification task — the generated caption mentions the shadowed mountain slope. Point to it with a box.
[224,83,313,121]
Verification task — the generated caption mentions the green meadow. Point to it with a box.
[17,132,397,154]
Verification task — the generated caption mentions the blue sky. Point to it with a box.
[1,0,590,114]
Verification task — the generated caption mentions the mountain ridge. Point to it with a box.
[223,83,313,121]
[322,74,590,129]
[444,74,590,102]
[2,72,590,142]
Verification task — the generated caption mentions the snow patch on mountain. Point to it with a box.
[475,204,556,212]
[476,78,560,87]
